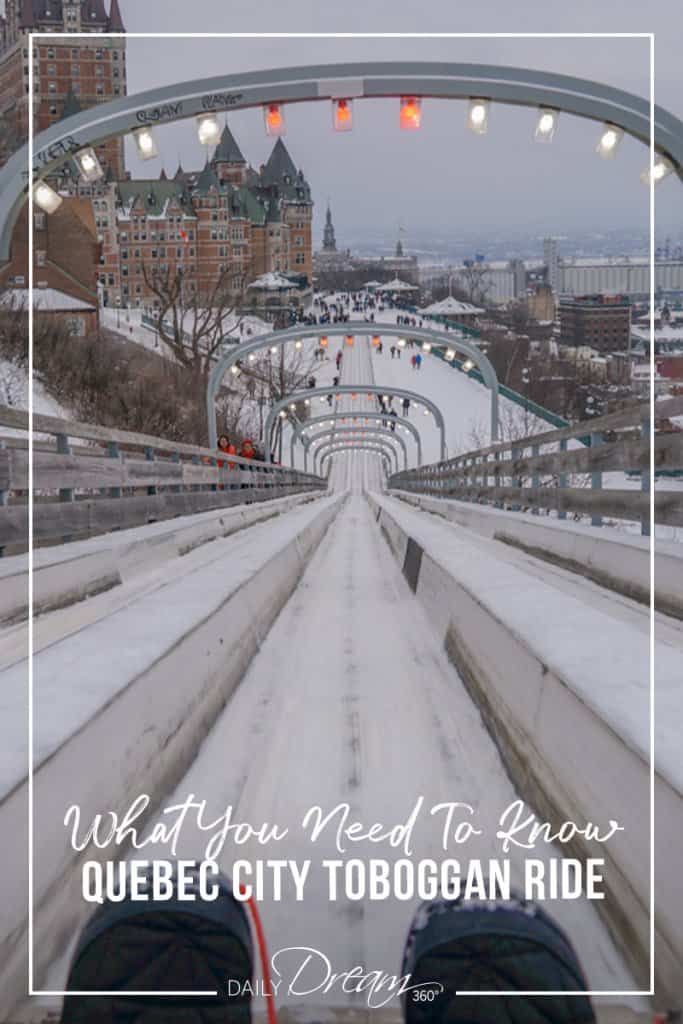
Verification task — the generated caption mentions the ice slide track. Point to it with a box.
[15,342,673,1018]
[35,339,643,1014]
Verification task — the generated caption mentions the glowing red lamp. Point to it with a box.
[400,96,422,130]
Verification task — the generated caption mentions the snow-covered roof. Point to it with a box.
[248,272,300,291]
[378,277,419,291]
[420,296,484,316]
[363,280,384,288]
[0,288,96,312]
[632,323,683,343]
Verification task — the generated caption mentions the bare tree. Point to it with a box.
[458,262,493,306]
[0,357,24,407]
[228,343,323,459]
[142,261,252,442]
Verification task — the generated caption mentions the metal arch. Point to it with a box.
[320,443,392,475]
[303,428,406,473]
[315,436,400,475]
[290,411,423,468]
[308,427,407,472]
[210,323,497,448]
[265,384,448,462]
[4,60,682,260]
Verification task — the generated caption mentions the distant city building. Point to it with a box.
[558,257,683,299]
[0,0,127,177]
[322,203,337,252]
[421,251,683,307]
[527,283,555,322]
[559,293,631,352]
[313,221,419,285]
[509,258,527,299]
[543,237,560,293]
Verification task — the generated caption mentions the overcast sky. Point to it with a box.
[112,2,680,250]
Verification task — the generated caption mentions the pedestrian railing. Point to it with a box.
[0,405,326,553]
[388,396,683,535]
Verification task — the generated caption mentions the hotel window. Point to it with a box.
[71,65,80,75]
[34,212,46,230]
[36,251,46,267]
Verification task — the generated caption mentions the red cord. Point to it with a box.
[238,886,278,1024]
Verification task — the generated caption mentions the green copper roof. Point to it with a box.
[262,138,298,186]
[195,160,220,195]
[117,179,194,215]
[213,124,246,165]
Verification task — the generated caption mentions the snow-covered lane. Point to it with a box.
[95,338,639,1009]
[34,336,641,1014]
[120,485,639,1008]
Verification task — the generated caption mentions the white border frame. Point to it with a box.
[29,25,659,999]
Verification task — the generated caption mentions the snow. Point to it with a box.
[377,276,419,291]
[420,296,484,316]
[0,358,70,437]
[37,491,641,1004]
[632,322,683,347]
[0,495,340,802]
[0,288,95,312]
[373,490,681,794]
[248,272,300,290]
[100,305,270,357]
[4,287,679,1012]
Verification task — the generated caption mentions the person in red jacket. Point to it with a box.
[240,438,255,459]
[217,434,236,470]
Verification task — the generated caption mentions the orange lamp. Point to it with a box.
[372,335,380,347]
[400,96,422,130]
[345,334,354,346]
[333,98,353,132]
[319,335,328,348]
[264,103,285,136]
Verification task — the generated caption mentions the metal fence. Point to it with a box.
[388,396,683,535]
[0,406,326,553]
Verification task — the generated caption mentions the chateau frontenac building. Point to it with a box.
[0,2,314,314]
[97,130,313,309]
[0,0,127,177]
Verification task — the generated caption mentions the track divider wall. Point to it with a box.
[0,493,345,1015]
[366,489,682,1010]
